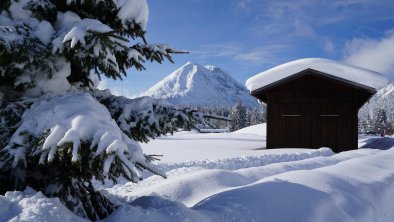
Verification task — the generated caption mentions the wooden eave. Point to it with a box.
[250,68,377,99]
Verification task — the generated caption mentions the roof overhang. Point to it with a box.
[250,68,377,97]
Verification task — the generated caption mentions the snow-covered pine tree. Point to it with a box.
[374,108,387,135]
[1,0,185,95]
[358,119,366,134]
[248,104,267,126]
[261,102,267,122]
[358,82,394,135]
[0,0,197,220]
[229,102,247,131]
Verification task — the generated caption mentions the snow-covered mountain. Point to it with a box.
[359,81,394,121]
[375,81,394,98]
[142,62,260,109]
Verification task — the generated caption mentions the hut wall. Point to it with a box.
[262,72,372,152]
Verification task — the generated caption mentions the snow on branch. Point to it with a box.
[1,0,183,94]
[53,12,115,53]
[62,19,112,48]
[55,12,186,83]
[131,43,188,67]
[65,0,149,31]
[2,93,165,182]
[94,90,205,143]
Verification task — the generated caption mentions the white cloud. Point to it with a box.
[245,0,383,43]
[235,50,273,62]
[292,18,315,38]
[97,79,139,98]
[235,0,252,12]
[195,43,242,58]
[193,43,287,66]
[97,78,109,91]
[322,38,336,54]
[235,45,287,65]
[343,31,394,77]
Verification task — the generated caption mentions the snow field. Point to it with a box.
[101,148,394,222]
[233,123,267,136]
[2,141,394,221]
[140,132,266,162]
[103,148,372,207]
[156,147,333,172]
[103,148,334,206]
[140,124,268,163]
[2,121,394,221]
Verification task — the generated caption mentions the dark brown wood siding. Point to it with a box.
[255,70,374,152]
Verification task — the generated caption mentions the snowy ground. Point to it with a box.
[141,123,311,163]
[141,124,269,162]
[2,124,394,222]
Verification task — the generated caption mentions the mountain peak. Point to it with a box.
[204,65,223,73]
[183,62,222,73]
[182,61,205,69]
[183,61,194,66]
[142,63,260,109]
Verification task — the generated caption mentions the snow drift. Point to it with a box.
[2,143,394,221]
[103,148,394,222]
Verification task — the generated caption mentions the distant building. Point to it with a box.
[246,58,388,152]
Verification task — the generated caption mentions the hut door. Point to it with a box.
[280,114,309,148]
[318,115,339,150]
[279,100,309,148]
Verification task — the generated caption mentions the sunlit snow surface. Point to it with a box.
[2,124,394,222]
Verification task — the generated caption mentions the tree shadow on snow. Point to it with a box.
[360,137,394,150]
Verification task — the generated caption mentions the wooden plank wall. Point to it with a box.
[263,72,371,152]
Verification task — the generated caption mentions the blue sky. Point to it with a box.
[100,0,394,97]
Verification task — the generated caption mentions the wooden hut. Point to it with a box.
[246,58,388,152]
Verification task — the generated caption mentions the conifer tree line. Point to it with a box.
[195,97,394,134]
[358,85,394,135]
[178,102,267,131]
[358,108,392,135]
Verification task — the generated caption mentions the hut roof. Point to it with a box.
[245,58,388,93]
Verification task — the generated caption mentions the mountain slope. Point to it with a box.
[359,80,394,122]
[143,62,260,109]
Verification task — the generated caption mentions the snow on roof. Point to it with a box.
[245,58,389,92]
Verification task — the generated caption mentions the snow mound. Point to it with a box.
[103,195,210,222]
[157,147,333,172]
[193,149,394,222]
[105,148,334,207]
[233,123,266,136]
[4,141,394,221]
[143,62,260,109]
[103,148,394,222]
[0,188,87,222]
[246,58,388,92]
